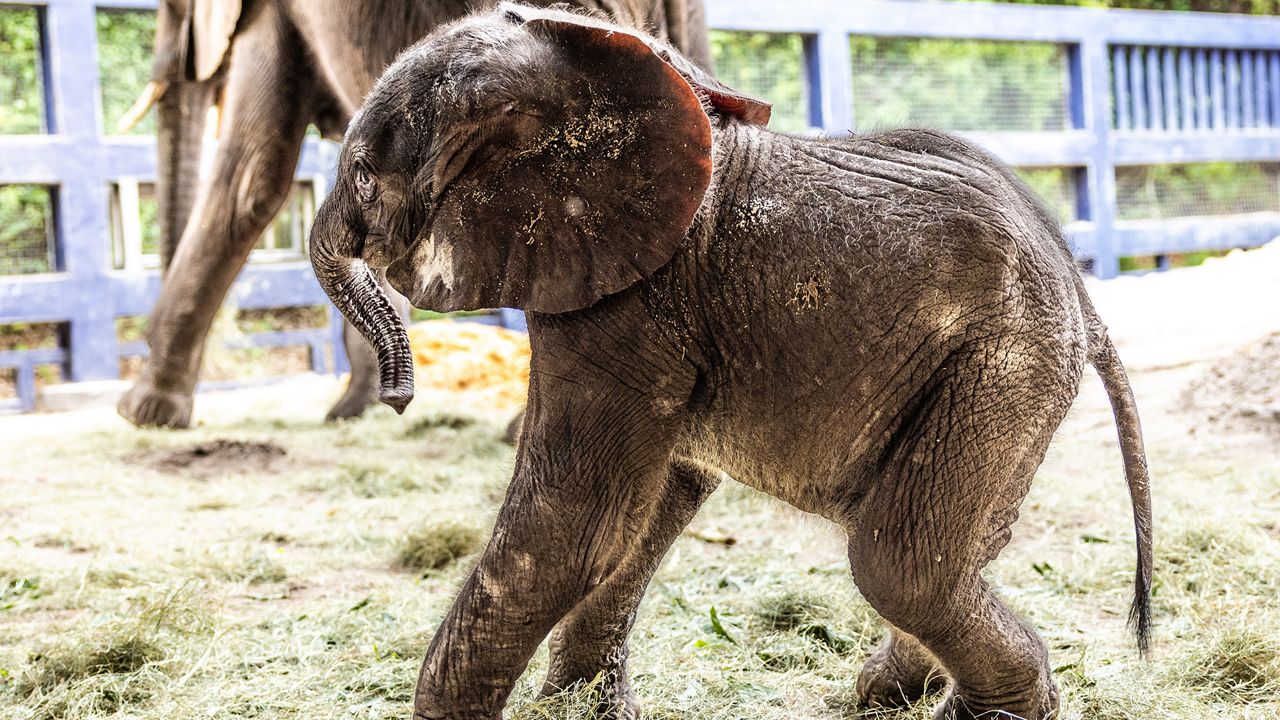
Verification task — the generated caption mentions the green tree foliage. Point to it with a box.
[0,186,55,275]
[0,8,44,135]
[97,10,157,136]
[710,31,810,132]
[981,0,1279,14]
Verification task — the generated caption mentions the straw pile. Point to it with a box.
[407,320,530,409]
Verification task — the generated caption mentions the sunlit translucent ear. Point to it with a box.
[656,47,773,126]
[389,18,714,315]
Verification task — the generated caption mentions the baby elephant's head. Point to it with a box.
[309,2,769,413]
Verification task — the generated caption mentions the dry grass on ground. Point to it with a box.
[2,247,1279,719]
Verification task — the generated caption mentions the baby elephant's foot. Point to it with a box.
[542,676,639,720]
[857,635,947,710]
[932,674,1059,720]
[540,661,640,717]
[598,691,641,720]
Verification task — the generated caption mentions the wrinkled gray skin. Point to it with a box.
[311,6,1155,719]
[116,0,712,428]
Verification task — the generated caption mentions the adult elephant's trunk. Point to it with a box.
[155,78,213,272]
[309,200,415,413]
[142,0,216,273]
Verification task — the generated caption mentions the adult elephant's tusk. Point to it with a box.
[117,80,167,133]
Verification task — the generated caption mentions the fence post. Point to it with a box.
[1077,38,1120,278]
[806,29,854,133]
[42,0,120,381]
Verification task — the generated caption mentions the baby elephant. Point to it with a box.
[310,4,1153,719]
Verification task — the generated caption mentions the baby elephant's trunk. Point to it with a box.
[309,199,415,413]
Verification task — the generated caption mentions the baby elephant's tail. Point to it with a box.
[1086,314,1154,657]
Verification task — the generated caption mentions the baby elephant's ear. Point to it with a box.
[655,45,773,127]
[392,17,718,315]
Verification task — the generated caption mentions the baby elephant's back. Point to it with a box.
[715,127,1092,404]
[780,128,1083,323]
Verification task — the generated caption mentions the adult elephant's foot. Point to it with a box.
[856,630,947,711]
[117,380,194,428]
[324,381,377,422]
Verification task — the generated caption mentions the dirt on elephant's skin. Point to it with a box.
[1182,331,1280,436]
[141,439,288,478]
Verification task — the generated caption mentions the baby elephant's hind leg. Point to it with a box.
[849,345,1078,720]
[856,627,947,710]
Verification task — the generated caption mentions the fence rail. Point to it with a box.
[0,0,342,412]
[3,0,1280,412]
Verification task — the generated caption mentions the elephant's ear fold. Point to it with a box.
[191,0,241,81]
[392,17,718,315]
[653,46,773,127]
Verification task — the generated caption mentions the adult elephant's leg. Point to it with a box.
[848,344,1078,720]
[856,626,947,710]
[540,458,720,718]
[326,274,408,422]
[118,2,317,428]
[413,390,687,719]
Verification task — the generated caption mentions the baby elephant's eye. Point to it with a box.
[354,165,377,203]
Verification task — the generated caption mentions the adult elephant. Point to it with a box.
[117,0,713,428]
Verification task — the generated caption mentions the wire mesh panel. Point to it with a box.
[0,6,45,134]
[1014,167,1079,224]
[1112,45,1280,132]
[709,31,810,132]
[0,185,56,275]
[849,37,1070,132]
[97,9,157,136]
[1115,162,1280,220]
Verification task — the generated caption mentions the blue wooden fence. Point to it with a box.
[0,0,343,413]
[2,0,1280,412]
[707,0,1280,274]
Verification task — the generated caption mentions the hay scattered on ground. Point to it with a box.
[12,583,214,719]
[1172,624,1280,704]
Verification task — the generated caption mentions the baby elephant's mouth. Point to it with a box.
[383,188,460,309]
[386,228,453,309]
[361,231,405,271]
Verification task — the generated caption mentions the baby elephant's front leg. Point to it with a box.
[412,411,684,719]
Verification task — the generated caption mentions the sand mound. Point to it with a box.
[1083,240,1280,370]
[407,321,530,409]
[1182,332,1280,437]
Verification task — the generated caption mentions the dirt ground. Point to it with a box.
[1,246,1278,719]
